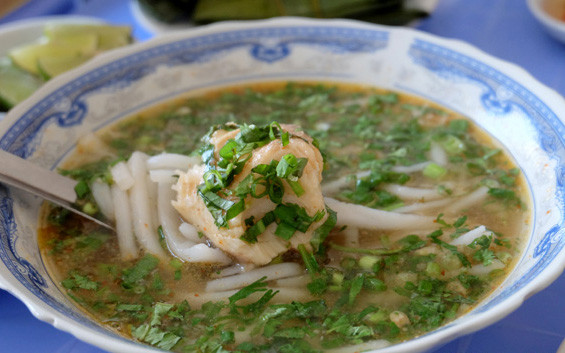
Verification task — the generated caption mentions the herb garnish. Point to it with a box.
[196,122,328,243]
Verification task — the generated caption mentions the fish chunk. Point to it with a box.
[173,124,327,265]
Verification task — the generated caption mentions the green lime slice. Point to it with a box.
[9,33,97,75]
[0,57,44,110]
[37,54,90,80]
[43,24,132,50]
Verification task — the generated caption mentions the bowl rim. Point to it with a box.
[1,16,565,353]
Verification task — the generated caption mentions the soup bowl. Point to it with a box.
[1,17,565,353]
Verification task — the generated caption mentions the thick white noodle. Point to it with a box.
[343,226,360,247]
[110,161,134,191]
[147,174,159,230]
[274,275,311,287]
[212,264,256,278]
[324,197,435,230]
[149,169,178,184]
[391,161,431,173]
[91,180,114,221]
[146,153,200,171]
[157,182,196,256]
[157,183,229,264]
[321,171,370,195]
[206,262,303,292]
[468,259,505,276]
[383,184,444,201]
[111,184,138,260]
[178,222,205,243]
[429,142,448,166]
[448,186,489,214]
[183,287,313,308]
[177,243,232,264]
[128,152,167,259]
[450,225,488,246]
[325,340,391,353]
[394,197,452,214]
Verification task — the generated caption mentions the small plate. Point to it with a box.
[527,0,565,44]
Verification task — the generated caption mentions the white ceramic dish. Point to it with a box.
[1,17,565,353]
[527,0,565,44]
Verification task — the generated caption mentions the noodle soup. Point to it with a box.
[39,83,530,352]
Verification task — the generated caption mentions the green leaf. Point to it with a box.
[74,180,90,198]
[330,234,425,256]
[228,276,269,305]
[150,302,174,326]
[488,187,517,201]
[116,303,144,311]
[349,274,364,305]
[274,203,319,234]
[273,327,307,339]
[298,244,319,276]
[131,324,150,340]
[310,206,337,252]
[219,139,238,160]
[63,271,99,291]
[307,277,328,296]
[428,230,471,267]
[240,211,275,243]
[122,254,159,287]
[240,123,270,143]
[225,198,245,221]
[274,221,297,240]
[276,154,308,179]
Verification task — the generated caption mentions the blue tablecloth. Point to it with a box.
[1,0,565,352]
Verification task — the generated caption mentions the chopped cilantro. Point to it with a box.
[122,254,160,288]
[428,230,471,267]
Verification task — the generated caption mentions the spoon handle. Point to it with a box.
[0,149,113,230]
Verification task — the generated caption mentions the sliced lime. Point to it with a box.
[37,54,90,79]
[43,24,132,50]
[49,32,99,53]
[9,33,97,75]
[0,57,44,110]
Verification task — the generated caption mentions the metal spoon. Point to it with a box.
[0,149,113,230]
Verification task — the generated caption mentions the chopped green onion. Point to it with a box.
[240,212,275,243]
[74,180,90,199]
[358,255,379,270]
[423,163,447,179]
[225,198,245,221]
[310,206,337,252]
[425,262,441,277]
[298,244,319,276]
[274,221,297,240]
[440,135,465,155]
[364,277,386,292]
[349,274,364,305]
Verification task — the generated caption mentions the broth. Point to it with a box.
[39,82,530,352]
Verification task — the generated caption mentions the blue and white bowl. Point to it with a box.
[1,17,565,353]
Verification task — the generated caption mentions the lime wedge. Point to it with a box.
[37,54,90,79]
[43,24,132,50]
[0,58,44,110]
[1,23,132,109]
[9,33,97,75]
